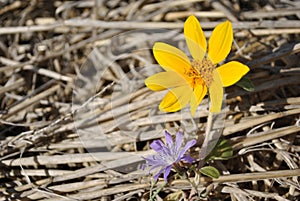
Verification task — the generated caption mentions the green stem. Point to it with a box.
[149,180,166,201]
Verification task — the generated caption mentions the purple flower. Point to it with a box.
[142,130,196,182]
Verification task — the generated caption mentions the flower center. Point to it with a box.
[191,58,215,87]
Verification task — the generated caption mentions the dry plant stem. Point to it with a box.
[23,65,73,82]
[1,152,145,166]
[233,125,300,150]
[16,169,300,200]
[211,1,238,22]
[0,1,22,15]
[242,8,300,19]
[164,11,225,20]
[0,78,25,95]
[172,169,300,185]
[2,84,60,120]
[142,0,204,10]
[0,80,116,156]
[0,20,300,34]
[0,29,122,74]
[221,186,289,200]
[224,108,300,136]
[249,42,300,68]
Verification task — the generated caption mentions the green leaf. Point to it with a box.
[236,77,254,92]
[200,166,220,179]
[205,139,233,161]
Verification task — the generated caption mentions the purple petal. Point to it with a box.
[141,163,147,170]
[163,165,172,182]
[164,130,173,148]
[185,139,197,150]
[175,132,184,152]
[143,162,162,174]
[178,139,196,160]
[142,155,157,163]
[181,154,194,163]
[149,164,162,172]
[143,155,165,167]
[150,140,164,152]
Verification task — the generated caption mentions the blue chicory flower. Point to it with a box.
[142,130,196,182]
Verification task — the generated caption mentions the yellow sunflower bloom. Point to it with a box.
[145,15,249,115]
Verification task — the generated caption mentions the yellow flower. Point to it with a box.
[145,15,249,115]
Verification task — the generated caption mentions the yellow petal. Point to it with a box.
[184,15,206,60]
[145,71,189,91]
[153,42,191,74]
[159,85,192,112]
[190,80,207,115]
[209,70,224,113]
[216,61,250,87]
[208,21,233,64]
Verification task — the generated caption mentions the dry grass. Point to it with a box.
[0,0,300,200]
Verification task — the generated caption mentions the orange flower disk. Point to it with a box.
[145,15,249,115]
